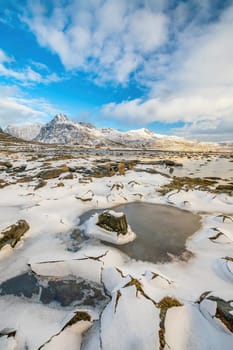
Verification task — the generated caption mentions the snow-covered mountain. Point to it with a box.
[34,114,114,147]
[5,123,42,141]
[5,114,220,150]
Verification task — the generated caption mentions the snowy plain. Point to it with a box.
[0,147,232,350]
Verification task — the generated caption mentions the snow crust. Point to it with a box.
[0,151,232,349]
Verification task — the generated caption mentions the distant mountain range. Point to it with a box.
[5,123,42,141]
[4,114,222,151]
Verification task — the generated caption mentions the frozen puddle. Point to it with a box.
[80,202,201,263]
[0,273,109,309]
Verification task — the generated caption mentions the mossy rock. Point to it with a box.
[159,176,218,195]
[0,179,9,188]
[37,165,69,179]
[215,184,233,195]
[97,211,128,235]
[0,220,30,249]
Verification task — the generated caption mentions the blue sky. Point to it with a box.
[0,0,232,141]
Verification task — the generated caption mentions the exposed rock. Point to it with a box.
[17,175,34,183]
[11,164,27,172]
[158,296,183,350]
[159,176,218,195]
[118,162,125,175]
[199,292,233,333]
[76,190,94,201]
[0,328,16,338]
[38,309,92,350]
[97,211,128,235]
[79,176,92,183]
[80,161,137,178]
[215,184,233,195]
[37,164,69,179]
[0,179,9,189]
[0,161,12,168]
[154,160,183,167]
[34,179,47,190]
[0,220,30,249]
[111,182,124,191]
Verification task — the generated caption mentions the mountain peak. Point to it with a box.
[51,114,70,124]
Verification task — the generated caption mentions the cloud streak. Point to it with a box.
[0,85,59,127]
[0,49,62,85]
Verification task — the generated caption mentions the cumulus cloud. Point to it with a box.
[15,0,233,140]
[102,2,233,141]
[23,0,168,84]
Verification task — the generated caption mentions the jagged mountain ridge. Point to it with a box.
[5,123,42,141]
[34,114,115,147]
[5,114,219,150]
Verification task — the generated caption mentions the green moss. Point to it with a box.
[158,296,183,309]
[64,311,91,329]
[159,176,218,195]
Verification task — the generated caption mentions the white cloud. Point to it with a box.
[14,0,233,141]
[173,119,233,142]
[0,98,44,126]
[102,2,233,141]
[23,0,168,83]
[0,85,59,127]
[0,48,62,85]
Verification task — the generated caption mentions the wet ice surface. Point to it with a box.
[0,272,109,308]
[79,202,201,263]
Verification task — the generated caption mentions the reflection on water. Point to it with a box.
[79,202,201,263]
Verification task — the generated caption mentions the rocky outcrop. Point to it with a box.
[199,292,233,333]
[37,165,69,179]
[34,179,47,190]
[0,220,30,249]
[0,179,9,189]
[0,161,12,169]
[97,211,128,235]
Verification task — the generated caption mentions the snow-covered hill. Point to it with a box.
[5,123,42,141]
[5,114,220,151]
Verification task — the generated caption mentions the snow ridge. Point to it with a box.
[5,114,220,150]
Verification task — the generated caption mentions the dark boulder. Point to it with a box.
[97,211,128,235]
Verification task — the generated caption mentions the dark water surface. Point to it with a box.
[0,273,109,308]
[80,202,201,263]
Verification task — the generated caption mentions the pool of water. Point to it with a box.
[79,202,201,263]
